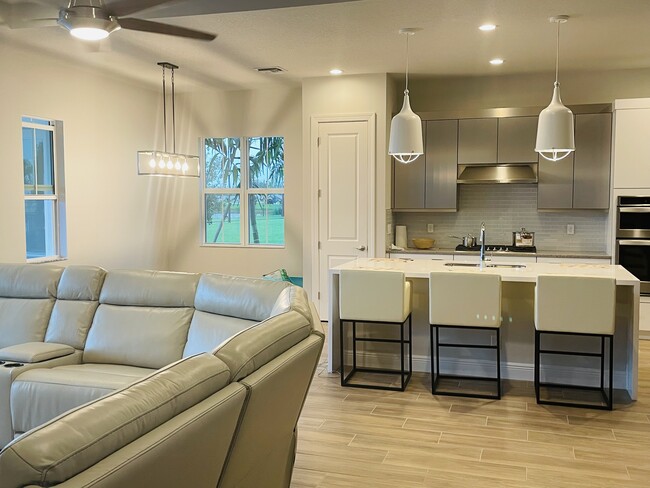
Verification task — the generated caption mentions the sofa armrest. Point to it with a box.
[0,342,75,364]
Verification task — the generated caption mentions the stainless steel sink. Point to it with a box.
[444,262,526,269]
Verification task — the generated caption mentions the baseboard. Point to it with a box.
[343,350,627,387]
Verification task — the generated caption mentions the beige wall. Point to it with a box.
[165,85,303,278]
[301,73,390,299]
[404,67,650,111]
[0,40,175,270]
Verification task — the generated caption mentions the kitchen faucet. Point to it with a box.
[479,222,486,267]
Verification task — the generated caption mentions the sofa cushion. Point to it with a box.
[0,299,54,349]
[10,363,156,435]
[100,270,199,307]
[45,300,98,350]
[183,312,256,358]
[214,310,312,382]
[83,305,193,369]
[0,264,62,299]
[0,354,230,488]
[195,273,290,322]
[56,265,106,301]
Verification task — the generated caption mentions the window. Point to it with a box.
[21,117,67,261]
[202,137,284,247]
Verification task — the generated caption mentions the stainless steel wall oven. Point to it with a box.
[616,196,650,295]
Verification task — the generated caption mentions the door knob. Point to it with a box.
[356,245,366,251]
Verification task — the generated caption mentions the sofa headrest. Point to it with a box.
[0,353,230,488]
[100,269,199,307]
[195,273,290,322]
[0,264,63,299]
[214,309,312,382]
[270,285,312,321]
[57,265,106,301]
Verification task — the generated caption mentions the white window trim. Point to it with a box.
[200,137,285,248]
[22,118,67,263]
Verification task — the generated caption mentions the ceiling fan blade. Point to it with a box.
[118,17,216,41]
[106,0,177,18]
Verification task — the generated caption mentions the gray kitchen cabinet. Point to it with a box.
[425,119,458,210]
[573,113,611,209]
[498,117,539,163]
[458,118,497,164]
[393,123,426,209]
[538,153,574,209]
[538,112,611,210]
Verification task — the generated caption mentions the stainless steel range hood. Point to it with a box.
[457,164,538,184]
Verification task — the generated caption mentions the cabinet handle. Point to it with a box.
[356,245,367,251]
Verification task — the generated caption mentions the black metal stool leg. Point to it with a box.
[496,327,501,399]
[534,329,540,403]
[608,335,614,410]
[352,321,357,371]
[340,319,345,386]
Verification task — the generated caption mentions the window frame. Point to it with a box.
[22,117,67,263]
[200,136,285,248]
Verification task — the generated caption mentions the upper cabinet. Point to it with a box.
[538,113,611,210]
[393,120,458,211]
[425,120,458,210]
[613,104,650,189]
[497,117,539,163]
[458,119,497,164]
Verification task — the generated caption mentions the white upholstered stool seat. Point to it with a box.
[534,275,616,410]
[429,271,502,399]
[339,269,412,391]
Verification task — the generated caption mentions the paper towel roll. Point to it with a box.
[395,225,407,248]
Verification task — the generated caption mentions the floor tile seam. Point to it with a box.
[477,453,634,479]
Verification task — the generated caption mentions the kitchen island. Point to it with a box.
[328,258,640,399]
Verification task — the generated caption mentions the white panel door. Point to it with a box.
[318,120,370,319]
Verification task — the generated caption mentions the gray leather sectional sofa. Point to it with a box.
[0,263,323,488]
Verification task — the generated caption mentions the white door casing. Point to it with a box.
[311,114,376,320]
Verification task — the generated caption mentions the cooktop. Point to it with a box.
[455,244,537,253]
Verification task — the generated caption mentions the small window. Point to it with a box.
[202,136,285,247]
[21,117,67,261]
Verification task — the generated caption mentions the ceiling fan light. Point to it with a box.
[535,82,575,161]
[70,27,109,40]
[389,92,424,164]
[58,7,120,41]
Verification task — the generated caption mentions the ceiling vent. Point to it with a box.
[255,66,286,73]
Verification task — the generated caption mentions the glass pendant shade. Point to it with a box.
[389,92,424,164]
[535,82,575,161]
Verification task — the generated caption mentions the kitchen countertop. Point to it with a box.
[388,247,611,259]
[332,257,636,284]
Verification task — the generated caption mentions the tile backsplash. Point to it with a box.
[392,185,609,252]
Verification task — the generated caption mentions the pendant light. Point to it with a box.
[137,62,200,177]
[535,15,575,162]
[389,28,423,164]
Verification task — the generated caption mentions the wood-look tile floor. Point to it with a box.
[291,337,650,487]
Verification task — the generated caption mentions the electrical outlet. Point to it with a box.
[427,224,434,233]
[387,224,392,234]
[567,224,575,235]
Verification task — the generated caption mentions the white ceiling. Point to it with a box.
[2,0,650,91]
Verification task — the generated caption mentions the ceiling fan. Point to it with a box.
[56,0,216,41]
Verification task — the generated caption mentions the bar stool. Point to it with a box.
[429,271,502,399]
[535,275,615,410]
[339,269,412,391]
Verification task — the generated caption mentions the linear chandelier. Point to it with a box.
[137,62,200,177]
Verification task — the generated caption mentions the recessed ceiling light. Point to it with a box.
[479,24,497,31]
[490,58,504,65]
[329,69,344,75]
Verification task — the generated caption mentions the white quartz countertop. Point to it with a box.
[331,258,638,285]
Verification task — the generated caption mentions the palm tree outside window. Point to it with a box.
[202,136,284,246]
